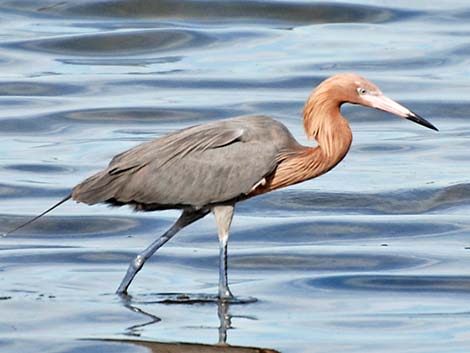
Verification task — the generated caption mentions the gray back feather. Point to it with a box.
[72,115,300,210]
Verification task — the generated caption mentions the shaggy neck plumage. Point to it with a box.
[248,84,353,196]
[303,84,352,170]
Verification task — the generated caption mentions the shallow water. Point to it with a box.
[1,1,470,352]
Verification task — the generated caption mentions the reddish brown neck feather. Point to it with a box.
[249,79,353,196]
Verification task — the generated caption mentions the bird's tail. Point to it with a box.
[2,193,72,237]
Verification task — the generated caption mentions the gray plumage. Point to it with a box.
[72,115,300,211]
[5,73,437,298]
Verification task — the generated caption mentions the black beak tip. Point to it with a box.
[406,112,439,132]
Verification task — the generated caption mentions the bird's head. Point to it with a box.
[316,73,438,131]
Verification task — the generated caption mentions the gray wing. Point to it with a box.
[72,115,299,209]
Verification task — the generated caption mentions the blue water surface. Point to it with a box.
[1,1,470,352]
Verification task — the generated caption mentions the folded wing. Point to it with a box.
[72,116,299,210]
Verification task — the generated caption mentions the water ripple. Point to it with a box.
[305,57,450,72]
[0,250,130,265]
[0,214,161,238]
[0,1,467,351]
[1,1,411,25]
[115,75,320,90]
[249,183,470,215]
[0,81,83,96]
[58,56,182,66]
[0,183,68,199]
[7,29,214,56]
[3,163,74,174]
[311,275,470,294]
[0,106,244,134]
[229,251,427,272]
[355,142,421,154]
[0,247,428,273]
[222,218,456,244]
[56,107,241,124]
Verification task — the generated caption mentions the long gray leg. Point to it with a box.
[116,209,209,295]
[212,205,235,300]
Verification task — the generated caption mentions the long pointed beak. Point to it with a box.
[363,94,438,131]
[405,111,438,131]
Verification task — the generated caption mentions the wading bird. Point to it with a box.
[5,73,437,299]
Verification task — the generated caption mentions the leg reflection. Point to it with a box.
[217,299,231,345]
[118,295,265,351]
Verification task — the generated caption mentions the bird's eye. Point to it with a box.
[357,87,367,95]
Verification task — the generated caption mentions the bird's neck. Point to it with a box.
[302,89,353,171]
[248,91,352,196]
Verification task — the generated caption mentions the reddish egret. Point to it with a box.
[5,73,437,299]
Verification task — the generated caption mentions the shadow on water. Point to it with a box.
[125,292,257,305]
[94,339,280,353]
[118,340,279,353]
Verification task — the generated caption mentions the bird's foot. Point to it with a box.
[218,287,234,302]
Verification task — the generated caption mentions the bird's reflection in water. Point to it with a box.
[217,300,230,344]
[122,301,162,335]
[114,294,280,352]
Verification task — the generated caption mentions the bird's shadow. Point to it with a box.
[119,291,258,305]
